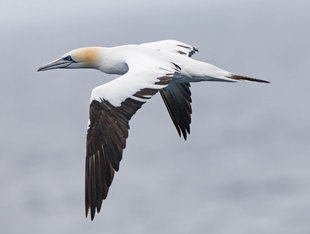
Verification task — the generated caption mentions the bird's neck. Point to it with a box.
[96,47,129,75]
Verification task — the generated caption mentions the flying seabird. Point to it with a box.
[38,40,269,220]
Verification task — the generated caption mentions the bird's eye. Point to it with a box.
[64,55,74,61]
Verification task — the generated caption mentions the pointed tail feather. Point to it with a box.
[229,74,270,83]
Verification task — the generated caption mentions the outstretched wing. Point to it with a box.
[141,40,197,139]
[85,61,179,220]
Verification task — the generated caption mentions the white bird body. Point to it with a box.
[78,44,234,106]
[89,44,230,78]
[38,40,269,220]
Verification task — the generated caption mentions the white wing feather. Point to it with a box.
[90,58,177,106]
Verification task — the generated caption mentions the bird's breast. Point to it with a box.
[98,61,129,75]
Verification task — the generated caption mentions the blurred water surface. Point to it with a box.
[1,0,310,233]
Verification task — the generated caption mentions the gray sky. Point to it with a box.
[1,0,310,233]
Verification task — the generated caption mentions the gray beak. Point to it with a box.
[37,57,73,72]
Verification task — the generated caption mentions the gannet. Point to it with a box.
[38,40,269,220]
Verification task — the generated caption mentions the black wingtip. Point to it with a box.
[180,126,190,140]
[85,207,89,219]
[189,47,199,57]
[91,207,95,221]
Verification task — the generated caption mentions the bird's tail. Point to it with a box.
[229,74,270,83]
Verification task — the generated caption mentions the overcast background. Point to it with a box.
[1,0,310,233]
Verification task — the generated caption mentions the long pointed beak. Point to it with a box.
[37,58,73,72]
